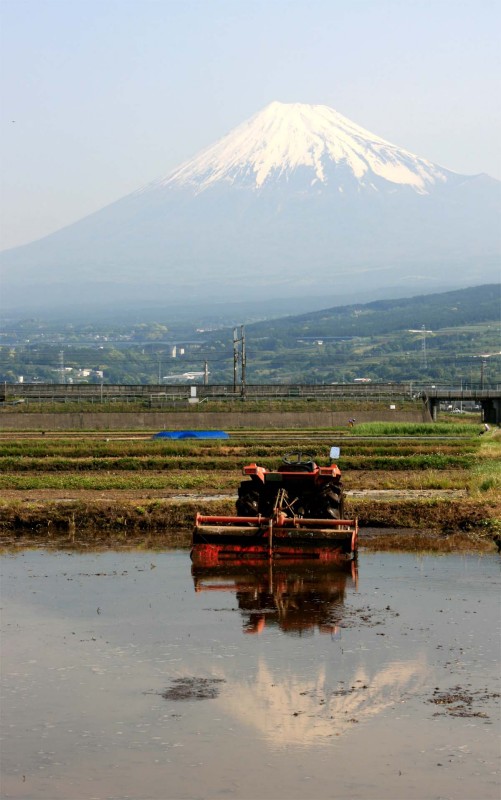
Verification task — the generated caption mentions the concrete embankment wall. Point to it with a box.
[0,408,427,431]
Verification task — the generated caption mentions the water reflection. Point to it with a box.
[2,551,498,800]
[192,560,358,636]
[192,559,428,745]
[221,658,428,746]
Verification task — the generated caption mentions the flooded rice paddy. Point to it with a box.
[1,546,499,800]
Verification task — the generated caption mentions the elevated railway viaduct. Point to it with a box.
[2,383,500,424]
[422,388,501,424]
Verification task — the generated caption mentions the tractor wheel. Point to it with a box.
[312,485,344,519]
[236,482,260,517]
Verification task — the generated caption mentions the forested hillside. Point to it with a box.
[244,284,500,340]
[209,284,501,384]
[1,285,499,385]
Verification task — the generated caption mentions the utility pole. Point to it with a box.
[232,326,246,396]
[408,327,433,371]
[480,359,486,390]
[421,325,428,370]
[204,360,209,386]
[59,350,65,384]
[233,328,239,393]
[240,325,246,399]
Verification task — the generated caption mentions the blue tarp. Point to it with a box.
[152,430,229,440]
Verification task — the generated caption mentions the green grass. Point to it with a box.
[0,452,475,473]
[0,471,237,491]
[352,422,478,437]
[0,467,472,492]
[344,455,472,470]
[470,461,501,495]
[346,469,468,490]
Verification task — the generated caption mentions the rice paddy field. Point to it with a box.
[0,421,499,551]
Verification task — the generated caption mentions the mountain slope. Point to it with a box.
[1,102,500,312]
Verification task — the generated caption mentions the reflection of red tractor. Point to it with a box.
[192,560,358,635]
[237,450,344,520]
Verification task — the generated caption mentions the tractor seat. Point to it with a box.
[279,461,317,473]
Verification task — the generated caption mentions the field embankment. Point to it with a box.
[0,405,427,430]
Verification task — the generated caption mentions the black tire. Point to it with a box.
[236,482,260,517]
[323,504,341,519]
[309,484,344,519]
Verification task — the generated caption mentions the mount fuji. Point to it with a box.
[1,101,500,312]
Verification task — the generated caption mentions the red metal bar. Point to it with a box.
[196,513,268,525]
[274,517,357,529]
[195,512,357,530]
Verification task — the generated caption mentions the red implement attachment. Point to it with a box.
[192,509,358,566]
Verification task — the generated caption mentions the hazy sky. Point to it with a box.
[1,0,500,251]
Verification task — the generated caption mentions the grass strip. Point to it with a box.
[0,468,472,492]
[352,422,478,437]
[0,453,476,473]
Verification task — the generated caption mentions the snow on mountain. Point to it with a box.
[148,101,451,195]
[1,101,499,313]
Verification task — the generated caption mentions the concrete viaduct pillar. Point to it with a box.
[482,398,501,425]
[423,396,439,421]
[428,398,439,421]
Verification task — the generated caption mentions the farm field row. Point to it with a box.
[0,423,499,550]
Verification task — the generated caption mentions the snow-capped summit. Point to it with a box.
[1,101,499,313]
[153,101,451,195]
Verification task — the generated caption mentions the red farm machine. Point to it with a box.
[192,448,358,565]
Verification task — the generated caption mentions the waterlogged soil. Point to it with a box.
[1,549,499,800]
[160,677,226,701]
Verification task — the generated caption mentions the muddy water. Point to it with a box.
[1,548,499,800]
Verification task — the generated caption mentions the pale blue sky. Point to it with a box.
[1,0,500,250]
